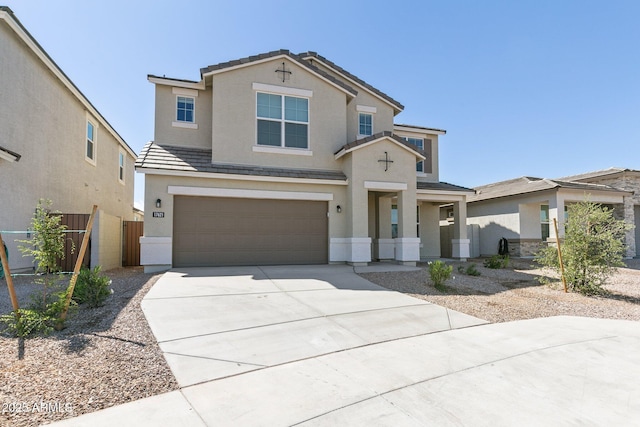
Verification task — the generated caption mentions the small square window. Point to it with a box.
[359,113,372,136]
[176,96,195,123]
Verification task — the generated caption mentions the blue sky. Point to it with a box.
[5,0,639,209]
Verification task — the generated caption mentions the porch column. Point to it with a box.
[395,190,420,265]
[344,184,372,266]
[376,196,395,260]
[452,200,470,260]
[549,195,566,240]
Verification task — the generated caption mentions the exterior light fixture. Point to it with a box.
[155,199,162,208]
[336,205,342,213]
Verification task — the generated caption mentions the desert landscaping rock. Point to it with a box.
[360,258,640,323]
[0,268,178,427]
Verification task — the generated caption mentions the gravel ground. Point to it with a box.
[0,268,178,427]
[360,258,640,323]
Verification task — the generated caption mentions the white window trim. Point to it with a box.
[252,82,313,98]
[172,87,199,97]
[118,149,126,184]
[253,145,313,156]
[357,112,374,138]
[356,105,377,114]
[172,121,198,129]
[255,90,311,151]
[85,113,98,166]
[174,95,197,128]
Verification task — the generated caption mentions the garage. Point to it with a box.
[173,196,328,267]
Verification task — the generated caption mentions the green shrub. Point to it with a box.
[484,255,509,269]
[465,263,481,276]
[428,260,453,291]
[73,266,112,307]
[535,200,632,295]
[0,309,53,337]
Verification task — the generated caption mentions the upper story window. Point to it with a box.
[403,137,424,172]
[118,150,125,183]
[172,87,199,129]
[257,92,309,149]
[356,105,376,138]
[359,113,373,136]
[176,96,195,123]
[86,119,97,165]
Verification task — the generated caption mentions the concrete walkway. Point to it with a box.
[51,265,640,426]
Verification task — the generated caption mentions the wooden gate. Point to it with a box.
[123,221,144,266]
[59,213,91,272]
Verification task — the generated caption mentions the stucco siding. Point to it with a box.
[209,59,347,170]
[153,85,212,149]
[0,17,134,271]
[92,210,123,271]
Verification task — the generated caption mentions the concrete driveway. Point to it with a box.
[52,265,640,426]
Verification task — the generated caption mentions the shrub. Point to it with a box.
[536,200,633,295]
[484,255,509,269]
[73,266,112,307]
[428,260,453,291]
[0,309,53,337]
[465,263,481,276]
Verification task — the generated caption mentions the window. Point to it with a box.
[540,205,550,241]
[257,92,308,149]
[86,120,96,163]
[391,205,398,239]
[403,137,424,172]
[359,113,372,136]
[118,151,125,183]
[176,96,195,123]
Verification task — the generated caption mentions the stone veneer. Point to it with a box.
[507,238,545,258]
[580,173,640,258]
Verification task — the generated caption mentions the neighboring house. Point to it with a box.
[0,7,137,271]
[558,168,640,258]
[466,172,635,257]
[136,49,473,271]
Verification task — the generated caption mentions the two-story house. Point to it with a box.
[136,50,473,271]
[0,7,137,271]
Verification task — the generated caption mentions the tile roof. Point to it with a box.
[298,51,405,113]
[394,123,447,134]
[557,167,640,182]
[417,181,474,192]
[136,142,347,181]
[469,176,626,203]
[199,49,358,97]
[0,144,21,161]
[335,131,426,158]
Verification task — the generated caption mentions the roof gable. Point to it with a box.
[334,131,426,160]
[299,51,404,114]
[200,49,357,99]
[558,167,640,182]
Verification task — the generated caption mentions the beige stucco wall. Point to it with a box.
[153,85,212,148]
[0,19,134,270]
[346,93,395,142]
[207,58,348,170]
[342,140,418,238]
[91,210,123,270]
[419,203,441,258]
[395,128,440,182]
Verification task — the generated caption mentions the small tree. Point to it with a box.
[17,200,71,327]
[536,200,633,295]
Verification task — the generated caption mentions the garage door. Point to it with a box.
[173,196,328,267]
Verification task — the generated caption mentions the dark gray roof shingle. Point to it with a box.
[0,144,21,161]
[469,176,626,202]
[299,51,404,112]
[136,142,347,181]
[335,131,426,158]
[417,181,474,192]
[199,49,358,97]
